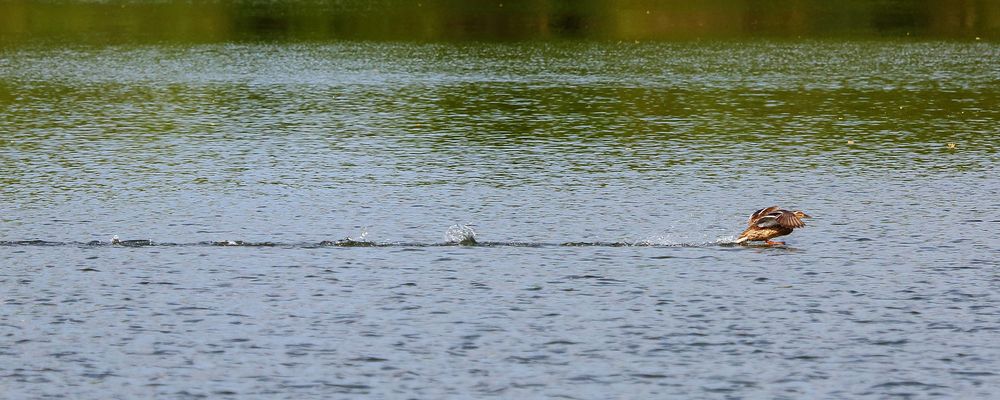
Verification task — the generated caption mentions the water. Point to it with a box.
[2,38,1000,398]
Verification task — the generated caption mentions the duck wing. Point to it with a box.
[753,209,806,229]
[776,210,806,228]
[748,206,780,226]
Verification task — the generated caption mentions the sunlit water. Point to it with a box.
[2,41,999,398]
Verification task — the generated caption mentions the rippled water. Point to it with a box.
[2,41,1000,398]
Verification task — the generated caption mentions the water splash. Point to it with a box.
[445,225,477,245]
[320,238,377,247]
[714,235,739,245]
[318,227,376,247]
[635,234,683,246]
[625,230,741,247]
[107,235,154,247]
[212,240,276,247]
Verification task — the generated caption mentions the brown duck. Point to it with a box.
[735,206,811,245]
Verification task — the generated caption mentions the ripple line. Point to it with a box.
[0,239,744,249]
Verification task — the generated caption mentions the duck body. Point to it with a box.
[737,225,794,243]
[735,206,810,245]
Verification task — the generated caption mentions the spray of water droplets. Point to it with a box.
[444,225,477,245]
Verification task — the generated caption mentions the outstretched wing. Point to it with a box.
[776,211,806,228]
[748,206,780,226]
[753,209,806,229]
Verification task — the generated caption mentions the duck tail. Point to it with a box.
[734,228,751,244]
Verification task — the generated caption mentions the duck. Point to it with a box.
[735,206,811,245]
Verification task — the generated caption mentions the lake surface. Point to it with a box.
[2,33,1000,400]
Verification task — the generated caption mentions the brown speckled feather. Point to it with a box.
[776,211,806,228]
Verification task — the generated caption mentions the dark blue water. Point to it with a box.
[2,41,999,398]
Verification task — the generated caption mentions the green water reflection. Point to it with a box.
[1,42,996,177]
[1,0,997,44]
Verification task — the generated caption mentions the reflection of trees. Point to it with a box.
[925,0,997,36]
[0,0,997,42]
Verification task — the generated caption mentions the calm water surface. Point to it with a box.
[2,41,1000,398]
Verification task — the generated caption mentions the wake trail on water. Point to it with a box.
[0,225,747,249]
[0,236,744,249]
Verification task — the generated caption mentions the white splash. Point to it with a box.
[444,224,477,245]
[636,230,737,247]
[111,235,121,245]
[354,227,369,242]
[714,235,739,245]
[636,234,683,246]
